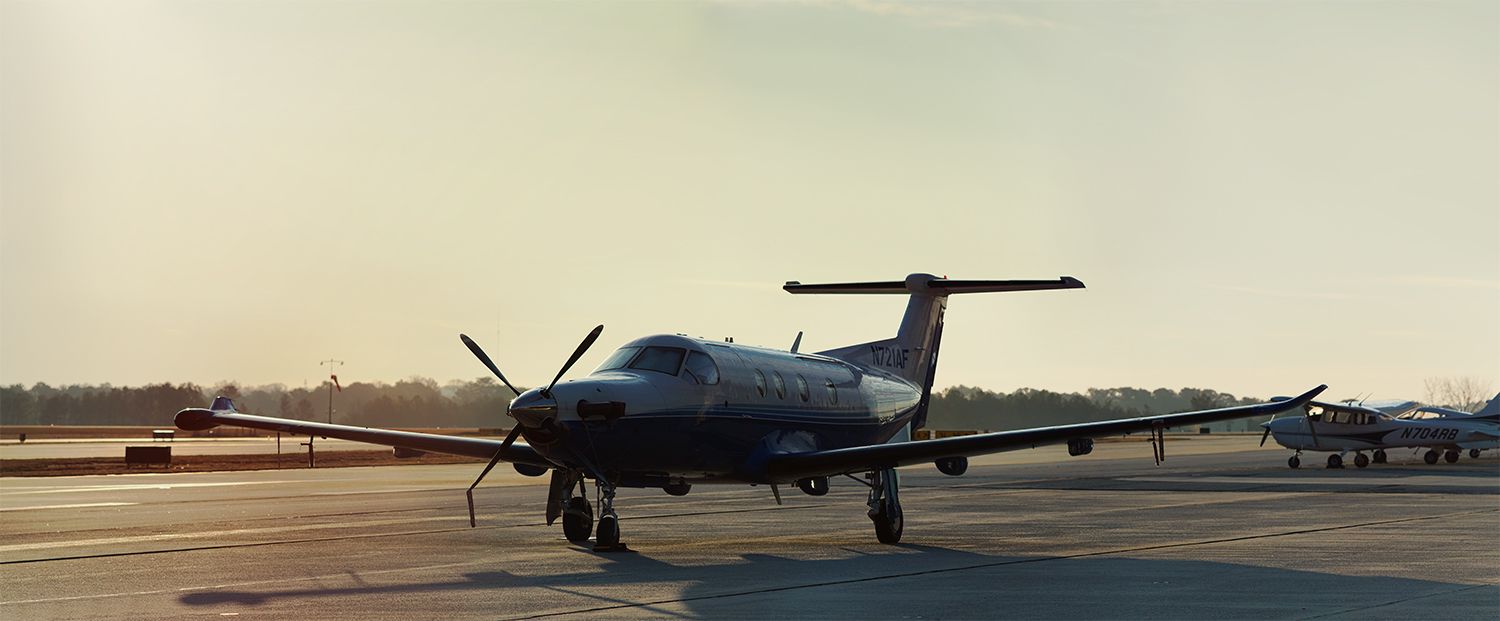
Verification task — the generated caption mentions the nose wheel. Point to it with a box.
[592,479,627,551]
[1288,454,1301,469]
[1373,449,1387,464]
[1470,449,1482,459]
[866,467,904,544]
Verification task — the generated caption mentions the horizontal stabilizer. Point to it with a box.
[784,276,1084,295]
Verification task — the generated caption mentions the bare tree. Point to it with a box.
[1423,376,1493,412]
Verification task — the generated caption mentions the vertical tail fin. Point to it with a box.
[210,396,238,412]
[784,273,1083,429]
[1474,392,1500,418]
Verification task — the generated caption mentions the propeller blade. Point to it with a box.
[544,324,604,396]
[1260,427,1271,447]
[466,425,524,527]
[459,334,522,397]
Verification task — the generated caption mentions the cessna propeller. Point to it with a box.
[1260,403,1320,448]
[458,325,605,527]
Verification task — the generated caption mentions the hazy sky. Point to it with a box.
[2,0,1496,402]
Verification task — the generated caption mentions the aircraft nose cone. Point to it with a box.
[508,390,558,429]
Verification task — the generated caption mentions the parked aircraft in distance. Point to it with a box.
[1260,396,1500,468]
[178,273,1324,550]
[1397,392,1500,459]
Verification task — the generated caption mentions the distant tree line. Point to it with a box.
[2,379,1267,431]
[927,386,1266,432]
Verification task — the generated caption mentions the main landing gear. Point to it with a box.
[1423,449,1440,465]
[1353,452,1370,468]
[1326,454,1344,469]
[1444,450,1460,464]
[1373,449,1387,464]
[1288,454,1301,469]
[866,467,903,544]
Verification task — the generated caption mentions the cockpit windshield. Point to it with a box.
[593,347,641,374]
[629,347,685,376]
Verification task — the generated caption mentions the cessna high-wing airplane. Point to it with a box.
[1260,396,1500,468]
[1396,392,1500,459]
[177,274,1325,550]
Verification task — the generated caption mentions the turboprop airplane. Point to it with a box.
[1396,392,1500,459]
[176,273,1326,550]
[1259,396,1500,468]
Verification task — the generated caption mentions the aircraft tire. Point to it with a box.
[596,514,620,547]
[1470,449,1482,459]
[1373,449,1387,464]
[872,507,903,544]
[1288,455,1300,469]
[1444,450,1460,463]
[1423,450,1440,465]
[1326,454,1343,469]
[1354,453,1369,468]
[562,497,593,543]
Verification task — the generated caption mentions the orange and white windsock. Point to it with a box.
[331,374,342,392]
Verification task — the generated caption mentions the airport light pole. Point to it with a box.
[320,358,344,424]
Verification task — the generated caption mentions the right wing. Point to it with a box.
[764,385,1326,481]
[175,404,552,467]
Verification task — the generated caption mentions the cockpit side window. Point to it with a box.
[629,347,685,376]
[594,347,641,373]
[682,351,720,385]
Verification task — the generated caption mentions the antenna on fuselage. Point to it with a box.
[790,331,803,353]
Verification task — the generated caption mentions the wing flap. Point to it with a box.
[764,385,1327,480]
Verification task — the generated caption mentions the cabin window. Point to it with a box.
[629,347,685,376]
[594,347,641,373]
[682,351,720,385]
[825,378,838,405]
[771,371,787,400]
[754,369,767,397]
[795,375,809,402]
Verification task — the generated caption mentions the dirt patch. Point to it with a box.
[0,450,486,477]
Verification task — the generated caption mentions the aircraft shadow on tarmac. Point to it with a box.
[177,544,1495,618]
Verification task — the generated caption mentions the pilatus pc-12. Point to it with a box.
[177,274,1325,550]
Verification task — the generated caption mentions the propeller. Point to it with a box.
[1260,413,1277,447]
[544,325,604,397]
[466,425,523,527]
[457,325,607,527]
[460,334,522,397]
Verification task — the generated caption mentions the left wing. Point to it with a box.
[764,385,1327,481]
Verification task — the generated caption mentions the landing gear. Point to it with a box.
[866,467,903,544]
[1423,449,1440,465]
[1470,449,1482,459]
[593,479,625,551]
[562,496,593,543]
[1288,455,1301,469]
[1353,453,1370,468]
[1444,450,1460,463]
[1373,449,1387,464]
[1326,454,1343,469]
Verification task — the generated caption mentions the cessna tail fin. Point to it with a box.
[784,273,1084,429]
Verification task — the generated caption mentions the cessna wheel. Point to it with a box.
[1288,455,1301,469]
[1353,453,1369,468]
[1373,449,1387,464]
[1326,454,1343,469]
[1444,450,1460,463]
[596,514,620,547]
[1470,449,1482,459]
[1423,450,1440,465]
[562,497,593,543]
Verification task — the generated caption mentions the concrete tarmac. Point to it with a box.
[1,437,1496,619]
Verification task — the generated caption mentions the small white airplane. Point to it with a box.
[1260,396,1500,468]
[1396,392,1500,459]
[178,273,1325,550]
